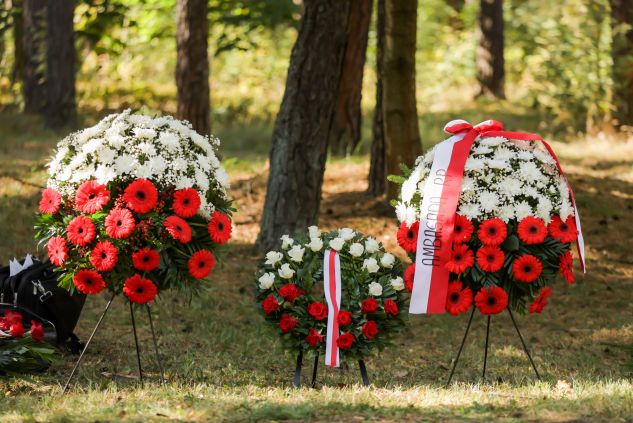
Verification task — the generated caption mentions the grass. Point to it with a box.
[0,109,632,422]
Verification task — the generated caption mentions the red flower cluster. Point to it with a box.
[0,311,45,342]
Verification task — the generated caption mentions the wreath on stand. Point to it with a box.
[255,227,409,386]
[391,119,585,383]
[34,110,234,389]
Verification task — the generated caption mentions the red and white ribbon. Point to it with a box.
[410,119,586,314]
[323,249,341,367]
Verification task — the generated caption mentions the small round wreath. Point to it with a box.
[255,227,410,359]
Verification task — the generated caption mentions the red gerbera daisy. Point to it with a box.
[123,179,158,214]
[173,188,201,218]
[477,218,507,246]
[123,274,158,304]
[47,236,67,266]
[187,249,216,279]
[75,180,110,214]
[559,251,575,284]
[474,286,508,315]
[90,241,119,272]
[513,254,543,283]
[529,286,552,314]
[163,215,192,243]
[476,245,505,272]
[39,188,61,214]
[445,243,474,274]
[445,281,473,315]
[518,216,547,245]
[105,207,136,239]
[132,248,160,272]
[548,216,577,243]
[404,263,415,293]
[66,216,96,246]
[396,221,419,253]
[73,269,106,295]
[208,211,232,244]
[452,214,474,244]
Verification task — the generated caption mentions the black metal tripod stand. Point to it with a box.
[446,307,541,387]
[63,293,165,392]
[293,350,370,388]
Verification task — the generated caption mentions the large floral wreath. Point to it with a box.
[393,128,579,316]
[255,227,409,358]
[35,110,233,304]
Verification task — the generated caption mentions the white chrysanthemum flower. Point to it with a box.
[514,201,533,220]
[537,197,553,223]
[94,164,116,185]
[461,176,475,192]
[136,162,154,179]
[215,167,230,189]
[137,142,157,157]
[402,166,424,203]
[172,157,188,172]
[520,161,543,182]
[487,158,509,170]
[158,132,181,153]
[258,272,275,290]
[133,127,156,139]
[479,191,500,212]
[498,204,515,222]
[465,157,485,172]
[349,243,364,257]
[390,276,405,291]
[288,245,305,263]
[480,136,505,147]
[459,202,480,220]
[368,282,383,296]
[82,137,104,155]
[98,147,116,165]
[364,237,379,253]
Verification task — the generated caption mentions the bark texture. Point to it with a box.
[176,0,210,136]
[476,0,505,99]
[368,0,386,196]
[383,0,422,200]
[256,0,352,251]
[329,0,372,156]
[45,0,76,128]
[22,0,46,114]
[611,0,633,127]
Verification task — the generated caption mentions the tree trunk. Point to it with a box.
[368,0,386,196]
[11,0,24,85]
[611,0,633,127]
[329,0,372,156]
[176,0,210,136]
[256,0,351,252]
[476,0,505,99]
[383,0,422,200]
[44,0,76,128]
[22,0,46,114]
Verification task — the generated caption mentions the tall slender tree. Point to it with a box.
[176,0,210,136]
[382,0,422,200]
[45,0,76,128]
[368,0,386,196]
[610,0,633,127]
[329,0,372,156]
[476,0,505,99]
[22,0,46,114]
[256,0,352,251]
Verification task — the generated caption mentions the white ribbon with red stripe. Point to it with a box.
[409,119,586,315]
[323,249,341,367]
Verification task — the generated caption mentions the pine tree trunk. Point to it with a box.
[44,0,76,128]
[176,0,210,136]
[329,0,372,156]
[476,0,505,99]
[22,0,46,114]
[611,0,633,127]
[368,0,386,196]
[383,0,422,200]
[256,0,351,252]
[11,0,24,85]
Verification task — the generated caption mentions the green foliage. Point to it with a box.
[0,336,58,376]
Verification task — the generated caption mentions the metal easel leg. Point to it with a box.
[311,351,319,388]
[63,293,116,393]
[293,349,303,388]
[446,306,476,387]
[129,301,144,388]
[146,304,165,385]
[358,359,370,387]
[507,308,541,380]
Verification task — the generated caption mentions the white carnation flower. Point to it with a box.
[258,272,275,290]
[363,258,380,273]
[278,263,295,279]
[348,243,364,257]
[368,281,383,296]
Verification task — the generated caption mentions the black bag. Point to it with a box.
[0,257,86,353]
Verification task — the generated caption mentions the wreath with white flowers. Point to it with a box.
[35,111,233,304]
[255,227,409,358]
